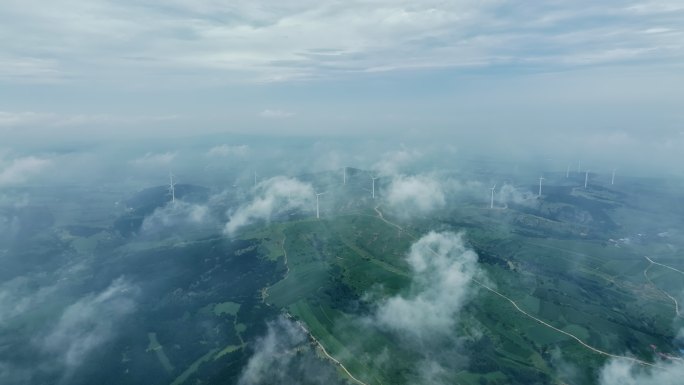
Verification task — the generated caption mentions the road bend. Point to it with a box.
[644,256,683,319]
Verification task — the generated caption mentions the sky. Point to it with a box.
[1,0,683,169]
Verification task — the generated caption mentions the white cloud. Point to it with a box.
[238,316,344,385]
[385,174,445,214]
[374,231,483,341]
[599,358,684,385]
[207,144,250,157]
[39,278,138,375]
[0,111,177,128]
[130,152,177,166]
[4,1,681,85]
[0,111,55,127]
[0,276,60,327]
[238,317,306,385]
[497,183,536,206]
[373,148,422,176]
[141,200,213,234]
[224,176,314,235]
[260,109,295,119]
[0,156,52,186]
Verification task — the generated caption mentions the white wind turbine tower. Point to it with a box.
[168,173,177,203]
[316,192,327,219]
[371,176,378,199]
[566,164,570,178]
[611,168,616,185]
[584,170,590,189]
[343,167,347,185]
[254,170,257,188]
[490,184,497,209]
[538,176,544,197]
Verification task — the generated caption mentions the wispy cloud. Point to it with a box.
[224,176,314,235]
[207,144,250,157]
[0,111,177,128]
[129,152,177,166]
[385,174,446,215]
[0,155,52,186]
[39,278,138,377]
[237,316,346,385]
[260,109,295,119]
[373,148,422,176]
[2,1,682,85]
[599,357,684,385]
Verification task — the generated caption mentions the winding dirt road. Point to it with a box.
[644,255,683,319]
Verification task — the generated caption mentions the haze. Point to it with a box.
[2,2,684,385]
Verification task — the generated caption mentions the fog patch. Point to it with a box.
[0,276,62,327]
[0,155,52,186]
[374,231,483,341]
[39,277,138,376]
[498,183,536,206]
[207,144,249,157]
[141,200,215,235]
[598,358,684,385]
[224,176,314,236]
[550,347,580,384]
[237,316,344,385]
[386,174,446,215]
[129,151,176,166]
[260,109,295,119]
[373,148,421,176]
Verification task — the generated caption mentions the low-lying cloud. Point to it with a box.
[385,174,446,215]
[599,358,684,385]
[238,316,344,385]
[373,148,422,176]
[1,273,139,385]
[497,183,536,206]
[224,176,314,235]
[0,155,52,186]
[39,278,138,374]
[374,231,483,341]
[207,144,250,157]
[141,200,214,235]
[260,109,295,119]
[130,152,177,166]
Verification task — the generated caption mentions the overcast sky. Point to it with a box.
[1,1,683,160]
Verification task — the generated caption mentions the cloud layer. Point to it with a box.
[224,176,314,235]
[2,1,683,84]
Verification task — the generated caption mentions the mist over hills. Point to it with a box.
[3,1,684,383]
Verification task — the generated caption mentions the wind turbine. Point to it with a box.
[566,164,570,178]
[611,169,616,185]
[584,170,590,189]
[254,170,257,188]
[316,192,327,219]
[168,173,177,203]
[538,176,544,197]
[490,184,497,209]
[343,167,347,185]
[371,176,378,199]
